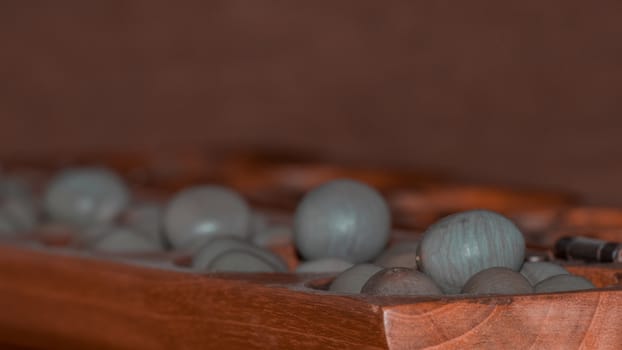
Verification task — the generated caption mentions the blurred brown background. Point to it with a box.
[1,1,621,204]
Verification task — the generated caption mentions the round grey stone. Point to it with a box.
[462,267,533,295]
[295,258,354,273]
[361,267,443,296]
[192,237,287,272]
[164,186,251,249]
[44,168,129,228]
[89,227,162,254]
[520,262,569,286]
[374,241,419,269]
[534,274,595,293]
[294,179,391,263]
[418,210,525,294]
[329,264,383,293]
[207,249,278,273]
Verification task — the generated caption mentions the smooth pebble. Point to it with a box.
[361,267,443,296]
[418,210,525,294]
[294,179,391,263]
[296,258,354,273]
[192,237,287,272]
[89,227,162,253]
[374,241,419,269]
[164,186,251,249]
[520,261,569,286]
[462,267,533,295]
[534,274,595,293]
[329,264,384,293]
[208,249,278,273]
[44,168,129,227]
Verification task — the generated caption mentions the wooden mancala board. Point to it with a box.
[0,153,621,349]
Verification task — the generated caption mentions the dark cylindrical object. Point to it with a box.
[554,236,622,263]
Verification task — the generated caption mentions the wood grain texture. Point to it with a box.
[0,156,621,348]
[383,290,622,349]
[0,244,386,350]
[0,242,620,349]
[381,264,622,349]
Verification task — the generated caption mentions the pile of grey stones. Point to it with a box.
[0,167,595,296]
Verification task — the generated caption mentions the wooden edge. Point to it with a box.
[380,265,622,349]
[565,264,622,288]
[0,244,387,350]
[560,207,622,228]
[1,243,621,349]
[382,288,622,349]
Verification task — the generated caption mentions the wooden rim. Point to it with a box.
[389,184,576,230]
[560,207,622,229]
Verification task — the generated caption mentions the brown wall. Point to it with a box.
[2,1,622,203]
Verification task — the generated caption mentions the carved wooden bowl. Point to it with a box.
[0,237,620,349]
[0,153,620,349]
[1,204,621,350]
